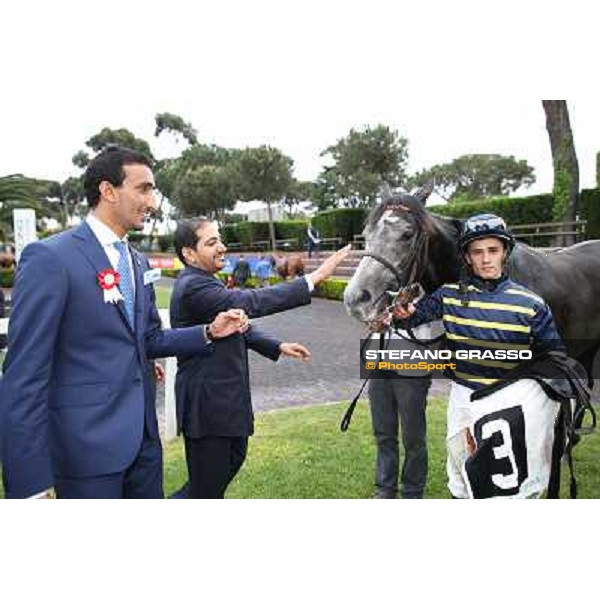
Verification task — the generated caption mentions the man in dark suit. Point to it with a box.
[0,146,247,499]
[171,218,351,498]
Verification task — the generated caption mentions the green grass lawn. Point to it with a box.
[2,398,598,499]
[154,286,171,310]
[164,398,600,499]
[164,399,451,499]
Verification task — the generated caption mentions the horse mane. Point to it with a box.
[366,193,464,291]
[367,193,461,241]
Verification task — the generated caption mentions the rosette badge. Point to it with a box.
[97,268,125,305]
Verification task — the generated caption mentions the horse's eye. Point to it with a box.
[399,230,413,241]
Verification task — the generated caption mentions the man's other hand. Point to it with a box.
[279,342,311,361]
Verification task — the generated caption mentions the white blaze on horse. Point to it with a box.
[343,184,600,379]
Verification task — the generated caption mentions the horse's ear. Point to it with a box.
[413,180,434,204]
[379,182,394,202]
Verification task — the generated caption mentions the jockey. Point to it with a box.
[394,213,566,498]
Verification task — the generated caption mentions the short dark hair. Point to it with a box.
[174,217,211,265]
[84,145,153,208]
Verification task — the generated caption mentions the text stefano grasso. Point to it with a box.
[97,268,124,305]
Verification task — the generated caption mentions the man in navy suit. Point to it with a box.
[0,146,247,499]
[170,218,351,498]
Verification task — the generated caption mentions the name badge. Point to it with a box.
[143,268,162,286]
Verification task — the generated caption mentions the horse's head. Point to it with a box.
[344,183,440,325]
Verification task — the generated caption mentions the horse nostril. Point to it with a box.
[359,289,371,304]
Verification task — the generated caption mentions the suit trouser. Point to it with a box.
[368,376,430,498]
[54,429,163,499]
[184,435,248,499]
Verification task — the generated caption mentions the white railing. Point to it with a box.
[0,312,179,442]
[158,309,178,441]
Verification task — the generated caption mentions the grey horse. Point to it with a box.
[344,185,600,378]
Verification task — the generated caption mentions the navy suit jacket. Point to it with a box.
[170,267,311,437]
[0,223,211,498]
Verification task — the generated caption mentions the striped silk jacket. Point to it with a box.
[399,275,565,390]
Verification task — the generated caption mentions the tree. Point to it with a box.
[319,124,409,207]
[155,112,198,146]
[312,167,340,211]
[47,176,86,228]
[281,180,314,218]
[152,113,201,236]
[410,154,535,202]
[0,175,55,240]
[171,164,237,220]
[235,146,294,249]
[542,100,579,245]
[73,127,155,168]
[158,144,241,222]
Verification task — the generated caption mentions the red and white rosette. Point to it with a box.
[97,268,124,304]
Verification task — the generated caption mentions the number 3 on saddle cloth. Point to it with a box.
[461,379,560,499]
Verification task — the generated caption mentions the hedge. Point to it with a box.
[233,221,271,245]
[221,224,240,245]
[215,272,281,288]
[580,188,600,240]
[274,220,308,250]
[312,208,368,244]
[429,193,554,225]
[314,278,348,301]
[220,220,308,250]
[0,268,14,288]
[213,271,348,300]
[429,189,600,242]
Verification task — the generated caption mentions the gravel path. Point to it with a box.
[154,294,451,433]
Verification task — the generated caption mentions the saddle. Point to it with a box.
[472,351,596,498]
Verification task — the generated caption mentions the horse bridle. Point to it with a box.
[361,228,430,324]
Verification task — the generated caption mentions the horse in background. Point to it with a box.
[273,254,305,280]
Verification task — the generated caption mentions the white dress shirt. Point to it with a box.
[86,213,136,294]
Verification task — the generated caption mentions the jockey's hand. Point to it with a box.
[308,244,352,285]
[392,302,416,320]
[279,342,311,361]
[369,314,391,333]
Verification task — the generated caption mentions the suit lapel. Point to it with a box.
[72,221,133,334]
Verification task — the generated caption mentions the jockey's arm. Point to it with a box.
[530,303,567,356]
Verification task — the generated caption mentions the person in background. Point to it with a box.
[232,255,251,288]
[306,220,321,258]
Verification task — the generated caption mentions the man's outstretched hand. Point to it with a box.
[307,244,352,286]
